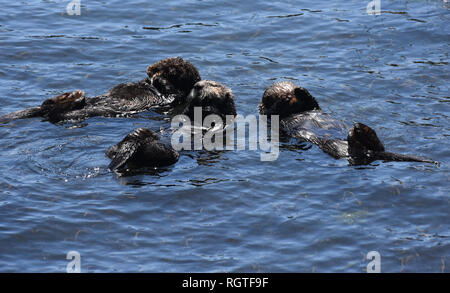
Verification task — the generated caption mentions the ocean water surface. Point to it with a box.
[0,0,449,272]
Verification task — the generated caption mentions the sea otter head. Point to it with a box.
[259,81,320,119]
[146,57,201,104]
[182,80,237,121]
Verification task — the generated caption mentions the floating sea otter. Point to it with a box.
[106,128,180,171]
[107,80,237,171]
[259,81,437,165]
[0,57,201,124]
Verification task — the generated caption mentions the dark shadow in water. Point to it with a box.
[185,149,226,167]
[381,11,408,15]
[183,177,230,187]
[112,166,175,187]
[27,35,106,41]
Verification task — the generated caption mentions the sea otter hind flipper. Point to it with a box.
[378,151,439,165]
[347,122,385,153]
[348,122,438,165]
[346,122,386,165]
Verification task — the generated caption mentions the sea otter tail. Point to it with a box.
[347,122,438,165]
[0,106,43,124]
[0,90,86,124]
[376,151,439,165]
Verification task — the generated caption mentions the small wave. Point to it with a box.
[27,35,106,41]
[267,13,304,19]
[142,22,218,31]
[413,60,448,66]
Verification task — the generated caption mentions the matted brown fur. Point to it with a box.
[147,57,201,97]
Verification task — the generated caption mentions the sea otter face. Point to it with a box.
[182,80,237,120]
[259,81,320,118]
[146,57,201,104]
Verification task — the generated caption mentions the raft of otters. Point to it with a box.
[0,57,438,171]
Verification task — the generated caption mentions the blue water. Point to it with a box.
[0,0,449,272]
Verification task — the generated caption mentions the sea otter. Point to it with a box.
[0,57,201,124]
[106,128,179,171]
[259,81,437,165]
[107,80,237,171]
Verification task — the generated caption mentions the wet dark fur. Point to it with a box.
[147,57,201,103]
[182,80,237,121]
[260,81,437,165]
[107,81,237,172]
[0,57,201,124]
[106,128,179,171]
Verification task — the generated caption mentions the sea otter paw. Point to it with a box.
[41,90,86,110]
[348,122,385,152]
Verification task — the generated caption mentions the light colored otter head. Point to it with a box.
[182,80,237,120]
[259,81,320,118]
[146,57,201,104]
